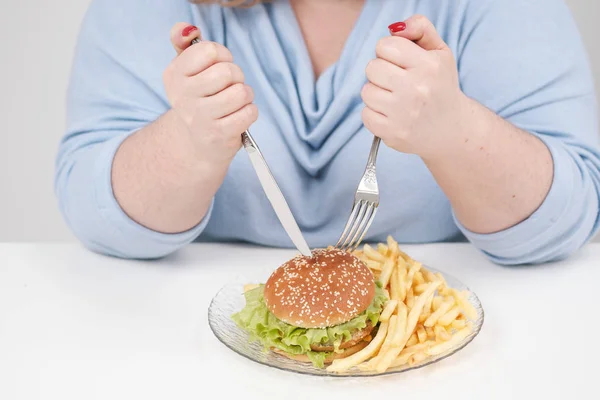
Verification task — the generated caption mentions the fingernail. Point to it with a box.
[388,22,407,33]
[182,25,198,37]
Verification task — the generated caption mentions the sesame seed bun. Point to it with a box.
[271,340,369,364]
[263,248,376,329]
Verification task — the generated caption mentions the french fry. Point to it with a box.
[352,249,364,258]
[432,296,444,311]
[390,352,411,367]
[396,254,408,273]
[380,300,398,322]
[390,302,408,347]
[435,272,448,289]
[423,269,438,283]
[380,315,398,353]
[414,283,429,294]
[405,281,442,343]
[383,288,390,300]
[453,289,478,321]
[357,355,382,371]
[405,262,421,287]
[451,319,467,330]
[398,249,413,263]
[357,325,389,371]
[409,351,428,366]
[387,236,400,258]
[390,343,432,368]
[434,324,452,342]
[418,312,429,324]
[425,326,435,339]
[364,244,386,262]
[424,290,434,314]
[406,288,415,309]
[406,333,418,347]
[243,284,260,293]
[414,271,425,285]
[400,343,430,357]
[378,257,396,288]
[365,260,383,271]
[375,304,410,373]
[424,300,454,327]
[417,325,427,343]
[327,320,390,372]
[377,243,389,256]
[375,347,403,372]
[397,259,408,301]
[438,305,461,326]
[390,269,400,301]
[426,323,473,356]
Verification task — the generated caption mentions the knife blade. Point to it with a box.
[189,38,312,257]
[241,133,312,257]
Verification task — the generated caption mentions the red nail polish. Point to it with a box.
[388,22,407,33]
[182,25,198,37]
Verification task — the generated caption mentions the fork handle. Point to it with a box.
[366,136,381,169]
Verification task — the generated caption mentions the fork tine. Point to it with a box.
[339,201,367,249]
[336,201,361,247]
[349,205,378,253]
[343,204,375,252]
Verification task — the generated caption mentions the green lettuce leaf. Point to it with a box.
[231,282,387,368]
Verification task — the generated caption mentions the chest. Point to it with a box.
[289,0,366,78]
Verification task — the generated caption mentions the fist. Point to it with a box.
[361,16,465,158]
[163,23,258,164]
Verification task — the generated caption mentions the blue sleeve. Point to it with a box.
[453,0,600,265]
[54,0,214,259]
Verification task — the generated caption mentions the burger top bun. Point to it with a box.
[264,248,376,329]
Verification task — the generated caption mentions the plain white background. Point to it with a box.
[0,0,598,242]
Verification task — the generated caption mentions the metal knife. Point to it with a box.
[190,38,313,257]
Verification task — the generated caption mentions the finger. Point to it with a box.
[217,103,259,137]
[365,58,406,92]
[375,36,429,69]
[187,62,245,97]
[361,83,393,116]
[175,41,234,76]
[388,15,448,52]
[362,106,388,136]
[205,83,254,119]
[170,23,201,55]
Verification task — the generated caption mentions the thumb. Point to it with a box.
[170,22,201,55]
[388,15,447,52]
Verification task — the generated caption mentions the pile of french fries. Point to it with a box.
[326,236,477,373]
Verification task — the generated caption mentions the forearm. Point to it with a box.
[422,95,554,234]
[112,110,227,234]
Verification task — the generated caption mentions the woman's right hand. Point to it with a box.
[164,23,258,167]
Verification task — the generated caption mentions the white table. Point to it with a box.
[1,243,598,400]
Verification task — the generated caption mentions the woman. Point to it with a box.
[55,0,600,264]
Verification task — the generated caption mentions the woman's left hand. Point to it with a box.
[362,15,467,159]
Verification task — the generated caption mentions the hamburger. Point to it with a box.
[231,248,388,368]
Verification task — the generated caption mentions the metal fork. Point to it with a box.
[336,136,381,252]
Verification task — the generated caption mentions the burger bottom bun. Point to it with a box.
[271,340,369,365]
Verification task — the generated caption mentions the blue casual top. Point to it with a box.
[56,0,600,265]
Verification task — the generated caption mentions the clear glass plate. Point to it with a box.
[208,265,484,377]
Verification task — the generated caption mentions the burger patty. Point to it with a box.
[310,321,375,352]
